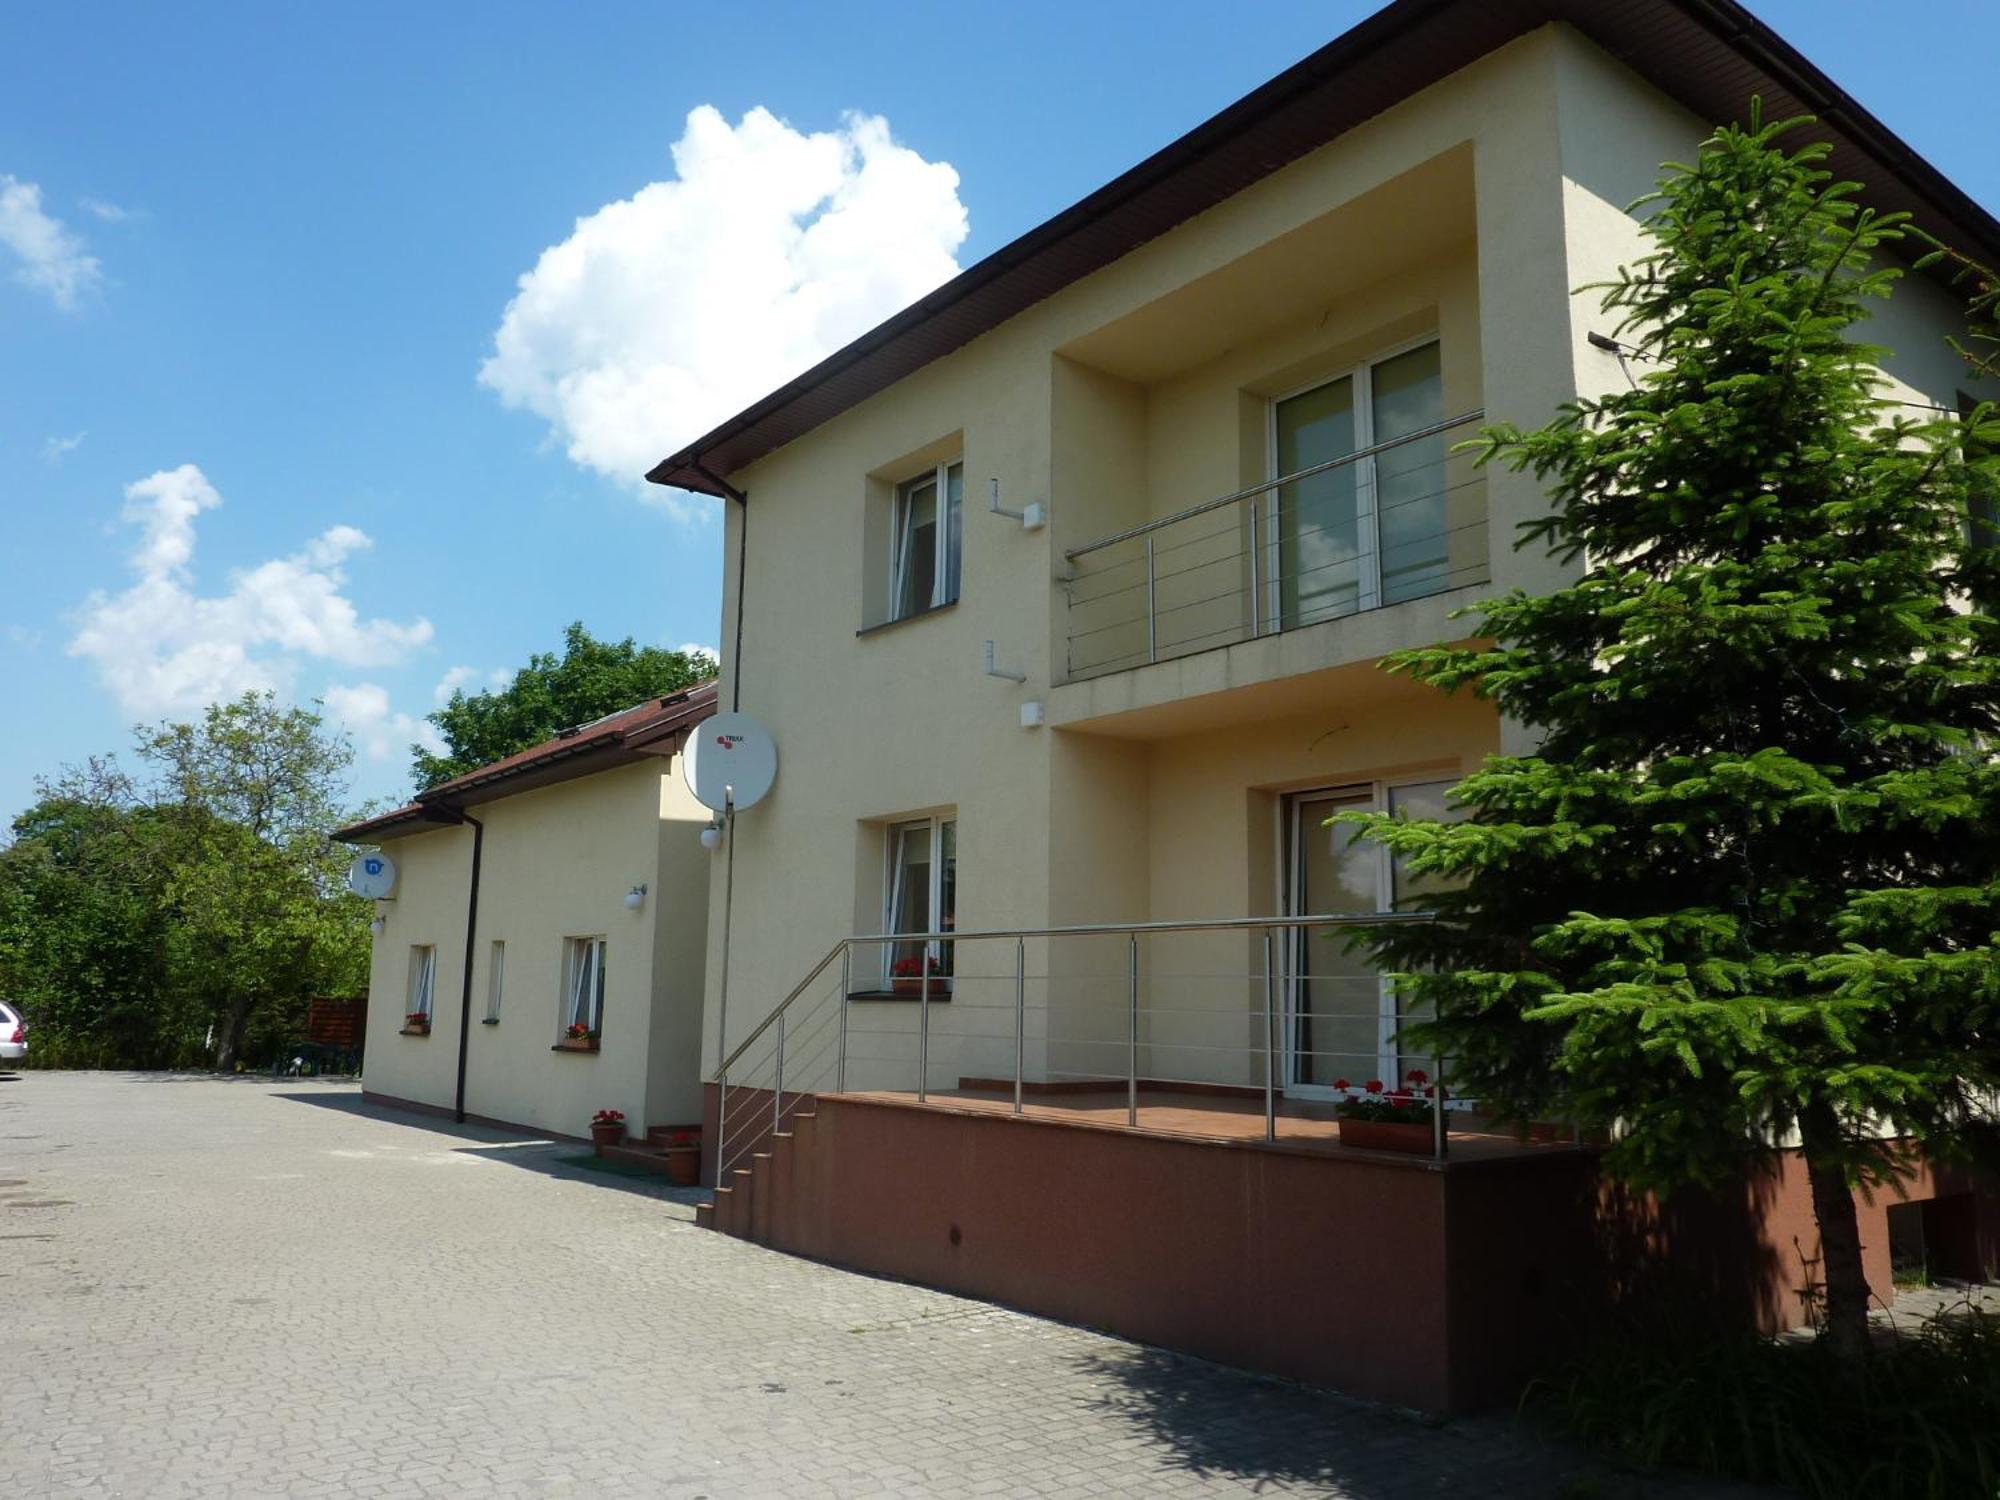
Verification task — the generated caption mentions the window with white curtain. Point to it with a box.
[560,936,607,1038]
[483,940,505,1023]
[406,946,435,1022]
[890,462,963,621]
[885,816,956,985]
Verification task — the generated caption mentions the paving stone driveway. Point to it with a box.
[2,1072,1736,1499]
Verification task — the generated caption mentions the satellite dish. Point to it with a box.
[683,712,779,813]
[347,852,398,900]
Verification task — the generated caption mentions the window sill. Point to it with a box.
[847,988,954,1003]
[856,599,958,638]
[399,1026,431,1038]
[551,1040,601,1054]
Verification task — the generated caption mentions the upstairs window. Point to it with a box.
[891,462,963,621]
[1271,339,1447,629]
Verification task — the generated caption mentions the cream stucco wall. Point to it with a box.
[697,21,1996,1097]
[360,759,710,1137]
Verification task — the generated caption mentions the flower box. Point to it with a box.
[553,1038,600,1054]
[1338,1118,1438,1155]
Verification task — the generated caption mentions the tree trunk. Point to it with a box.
[1798,1100,1873,1366]
[213,992,252,1072]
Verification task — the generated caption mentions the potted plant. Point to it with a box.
[589,1108,626,1151]
[890,953,945,997]
[656,1124,701,1186]
[559,1021,600,1052]
[402,1011,431,1037]
[1334,1071,1445,1155]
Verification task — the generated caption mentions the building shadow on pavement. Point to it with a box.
[268,1086,709,1211]
[1067,1343,1711,1500]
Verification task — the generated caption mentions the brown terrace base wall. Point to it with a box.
[701,1089,1999,1412]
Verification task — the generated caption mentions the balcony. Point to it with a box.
[1061,408,1487,684]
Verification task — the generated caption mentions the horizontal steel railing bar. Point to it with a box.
[1066,409,1484,558]
[1069,545,1492,643]
[1066,474,1489,608]
[719,912,1435,1079]
[1072,567,1495,673]
[1067,511,1495,639]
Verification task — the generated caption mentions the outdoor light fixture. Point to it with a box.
[369,917,386,937]
[624,884,647,910]
[699,818,724,851]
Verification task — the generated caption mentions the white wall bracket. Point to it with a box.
[989,478,1045,531]
[984,639,1027,684]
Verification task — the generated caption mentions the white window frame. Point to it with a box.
[1277,774,1461,1100]
[1263,333,1442,631]
[407,945,436,1021]
[889,460,963,621]
[561,936,607,1038]
[882,815,956,988]
[483,940,505,1023]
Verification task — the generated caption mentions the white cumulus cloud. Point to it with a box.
[43,431,85,464]
[0,174,102,309]
[677,642,719,666]
[68,463,435,719]
[479,105,968,504]
[324,681,445,763]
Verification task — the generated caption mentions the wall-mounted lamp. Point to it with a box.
[369,917,386,937]
[624,884,648,911]
[699,817,725,851]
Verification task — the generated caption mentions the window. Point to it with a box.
[483,940,505,1023]
[891,461,963,621]
[1270,339,1447,630]
[406,946,436,1023]
[1284,779,1461,1090]
[886,816,956,985]
[561,936,606,1040]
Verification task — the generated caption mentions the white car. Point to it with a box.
[0,1000,25,1064]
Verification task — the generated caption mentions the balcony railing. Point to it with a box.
[709,913,1545,1182]
[1062,409,1488,680]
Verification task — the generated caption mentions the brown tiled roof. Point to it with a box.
[647,0,2000,499]
[332,679,719,843]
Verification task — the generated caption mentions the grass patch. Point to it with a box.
[1528,1305,2000,1499]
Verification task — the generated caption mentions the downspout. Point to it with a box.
[452,810,485,1124]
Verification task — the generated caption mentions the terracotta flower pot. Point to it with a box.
[1338,1118,1439,1155]
[589,1121,626,1152]
[892,978,924,996]
[663,1149,700,1187]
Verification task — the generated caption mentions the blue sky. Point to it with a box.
[3,0,1996,821]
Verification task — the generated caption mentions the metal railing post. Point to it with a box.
[716,1068,729,1182]
[1144,537,1157,665]
[1127,932,1140,1127]
[1248,499,1261,639]
[1013,937,1026,1115]
[918,962,931,1104]
[1432,1052,1446,1161]
[774,1007,785,1135]
[1263,931,1277,1142]
[836,946,850,1093]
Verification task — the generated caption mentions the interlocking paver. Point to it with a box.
[2,1072,1752,1498]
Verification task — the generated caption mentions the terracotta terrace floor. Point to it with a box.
[844,1084,1587,1165]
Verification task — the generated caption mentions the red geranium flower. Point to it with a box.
[1406,1068,1429,1087]
[1333,1078,1351,1091]
[1364,1079,1384,1094]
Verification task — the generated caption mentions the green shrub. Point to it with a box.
[1529,1307,2000,1499]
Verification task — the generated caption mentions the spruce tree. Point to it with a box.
[1344,113,2000,1364]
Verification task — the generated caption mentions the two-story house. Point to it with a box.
[647,0,2000,1410]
